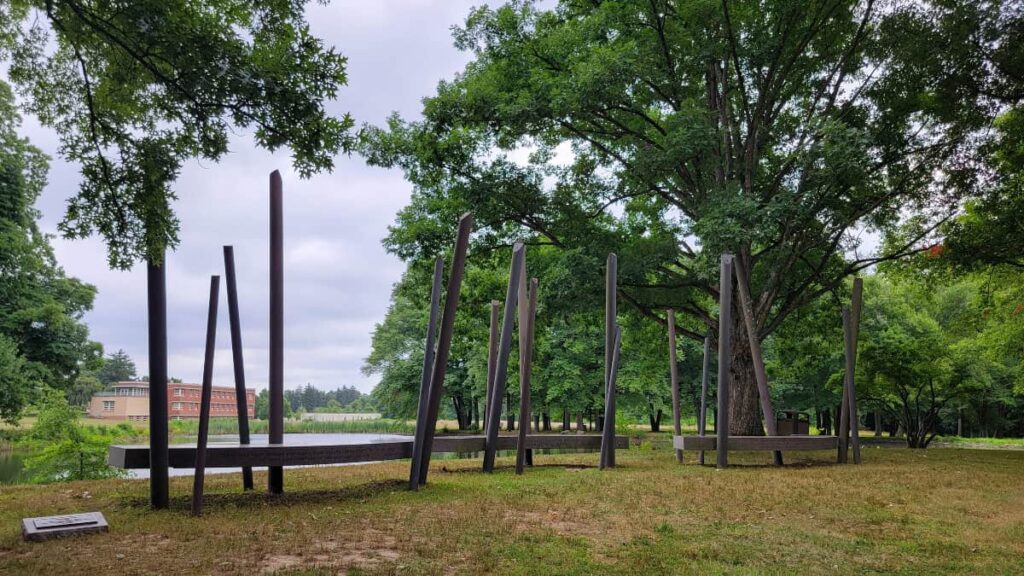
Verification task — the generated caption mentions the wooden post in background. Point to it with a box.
[418,214,473,485]
[223,246,253,491]
[516,277,538,475]
[601,253,618,469]
[733,257,783,466]
[716,255,734,469]
[268,170,285,494]
[698,333,711,465]
[483,243,524,472]
[667,310,682,463]
[409,257,443,491]
[191,275,220,517]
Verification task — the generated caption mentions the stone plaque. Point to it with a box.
[22,512,109,542]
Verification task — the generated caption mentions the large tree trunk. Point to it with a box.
[728,311,764,436]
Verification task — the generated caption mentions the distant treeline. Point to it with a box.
[283,384,375,413]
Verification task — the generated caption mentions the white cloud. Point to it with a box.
[20,0,484,393]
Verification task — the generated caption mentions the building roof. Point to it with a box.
[111,381,255,393]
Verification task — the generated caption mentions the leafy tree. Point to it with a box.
[96,349,136,386]
[361,0,1021,434]
[0,0,354,266]
[21,390,127,482]
[0,81,100,422]
[66,372,104,408]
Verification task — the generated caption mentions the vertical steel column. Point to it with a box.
[268,170,284,494]
[716,254,734,469]
[733,257,783,466]
[515,277,538,475]
[667,310,682,463]
[601,253,618,468]
[409,257,444,491]
[483,243,524,472]
[223,246,253,491]
[484,300,500,430]
[698,333,711,465]
[147,257,169,509]
[192,275,220,516]
[418,214,474,485]
[848,277,864,464]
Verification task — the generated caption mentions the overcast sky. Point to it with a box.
[21,1,485,394]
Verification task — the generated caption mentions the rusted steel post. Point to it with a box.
[698,333,711,465]
[484,300,500,430]
[601,325,623,466]
[223,246,253,491]
[516,276,538,475]
[483,243,524,472]
[601,253,618,468]
[147,256,169,509]
[838,314,851,464]
[409,257,444,490]
[848,277,864,464]
[418,214,474,485]
[667,309,682,463]
[717,254,734,469]
[268,170,284,494]
[733,257,783,466]
[192,275,220,517]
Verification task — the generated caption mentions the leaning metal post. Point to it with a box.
[409,257,444,491]
[192,275,220,517]
[716,254,734,469]
[223,246,253,490]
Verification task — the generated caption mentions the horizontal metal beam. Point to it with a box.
[675,435,837,452]
[109,434,630,469]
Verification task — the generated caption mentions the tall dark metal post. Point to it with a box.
[268,170,285,494]
[601,253,618,468]
[192,275,220,517]
[667,310,682,463]
[147,257,169,509]
[698,333,711,465]
[515,276,538,475]
[409,257,444,491]
[733,257,783,466]
[483,243,524,472]
[716,254,734,469]
[223,246,253,490]
[484,300,499,430]
[848,277,864,464]
[418,214,474,485]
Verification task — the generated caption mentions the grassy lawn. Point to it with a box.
[1,438,1022,575]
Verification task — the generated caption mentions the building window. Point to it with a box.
[103,401,115,411]
[172,402,182,410]
[174,388,184,397]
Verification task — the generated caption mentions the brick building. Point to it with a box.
[88,381,256,421]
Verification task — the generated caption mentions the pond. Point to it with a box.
[0,450,28,484]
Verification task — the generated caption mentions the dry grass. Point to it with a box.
[1,437,1022,575]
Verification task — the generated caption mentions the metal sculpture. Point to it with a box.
[223,246,254,490]
[409,257,444,491]
[667,310,682,462]
[192,275,220,516]
[515,275,538,475]
[600,254,618,469]
[146,257,169,509]
[269,170,285,494]
[416,214,474,485]
[483,243,524,473]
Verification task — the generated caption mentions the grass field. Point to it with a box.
[1,436,1022,575]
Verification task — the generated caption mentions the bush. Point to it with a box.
[19,390,129,483]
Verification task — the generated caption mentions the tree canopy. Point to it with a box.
[362,0,1022,434]
[0,81,100,423]
[0,0,354,267]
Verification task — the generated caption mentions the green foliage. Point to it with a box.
[20,390,128,483]
[0,81,100,423]
[361,0,1020,431]
[96,349,137,386]
[0,0,354,266]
